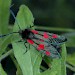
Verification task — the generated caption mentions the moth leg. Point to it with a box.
[17,39,29,54]
[24,41,30,49]
[30,25,34,28]
[41,53,44,58]
[24,41,28,53]
[14,39,23,46]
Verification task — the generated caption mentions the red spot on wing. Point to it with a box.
[27,39,34,44]
[31,30,38,34]
[45,51,51,56]
[52,34,58,38]
[37,44,45,50]
[43,32,49,39]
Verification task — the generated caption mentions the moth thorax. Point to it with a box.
[19,29,31,39]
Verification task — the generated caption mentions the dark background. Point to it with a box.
[10,0,75,28]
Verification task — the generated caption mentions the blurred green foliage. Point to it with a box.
[11,0,75,28]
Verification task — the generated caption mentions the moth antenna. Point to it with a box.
[0,32,19,38]
[10,5,21,31]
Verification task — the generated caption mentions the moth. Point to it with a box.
[18,29,67,58]
[0,8,67,59]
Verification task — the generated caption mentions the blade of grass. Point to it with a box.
[0,0,11,34]
[35,26,75,32]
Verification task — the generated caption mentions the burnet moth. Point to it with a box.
[0,7,67,59]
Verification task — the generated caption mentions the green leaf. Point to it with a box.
[0,35,12,56]
[12,5,37,75]
[13,5,34,32]
[0,0,11,34]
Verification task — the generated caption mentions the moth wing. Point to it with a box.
[27,38,61,58]
[48,33,66,45]
[44,45,61,58]
[28,30,65,58]
[30,30,66,46]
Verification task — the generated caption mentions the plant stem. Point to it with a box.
[35,26,75,32]
[0,50,12,62]
[66,63,75,72]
